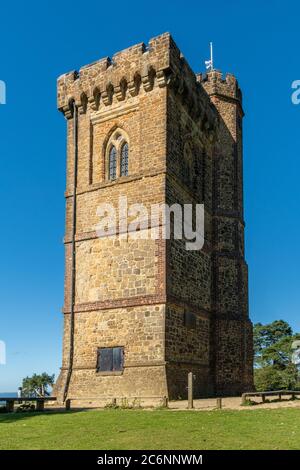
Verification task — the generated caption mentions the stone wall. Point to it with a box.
[75,236,159,303]
[165,304,211,399]
[200,71,253,393]
[55,304,167,401]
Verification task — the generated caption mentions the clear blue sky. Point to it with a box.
[1,0,299,391]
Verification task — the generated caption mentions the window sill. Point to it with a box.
[106,175,131,185]
[96,371,124,376]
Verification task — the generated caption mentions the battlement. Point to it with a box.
[197,70,242,103]
[57,33,241,124]
[57,32,180,116]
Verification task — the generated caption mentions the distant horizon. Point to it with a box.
[0,392,17,398]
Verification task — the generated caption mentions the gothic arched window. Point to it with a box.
[105,129,129,181]
[120,142,129,177]
[109,146,117,180]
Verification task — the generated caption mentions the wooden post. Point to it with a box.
[262,394,266,403]
[216,398,222,409]
[188,372,193,409]
[162,396,168,408]
[241,393,247,405]
[36,399,44,411]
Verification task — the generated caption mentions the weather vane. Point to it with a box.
[205,42,214,72]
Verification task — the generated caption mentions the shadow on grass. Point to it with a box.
[0,409,85,424]
[242,396,300,407]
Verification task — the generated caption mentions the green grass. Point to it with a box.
[0,408,300,450]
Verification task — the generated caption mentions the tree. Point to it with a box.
[253,320,300,391]
[254,320,292,367]
[255,366,285,391]
[261,336,299,369]
[254,365,298,391]
[22,373,55,397]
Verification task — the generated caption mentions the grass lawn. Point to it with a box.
[0,408,300,450]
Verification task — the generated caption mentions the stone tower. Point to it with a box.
[54,33,253,406]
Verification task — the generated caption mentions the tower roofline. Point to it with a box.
[57,32,177,110]
[197,69,243,114]
[57,32,242,126]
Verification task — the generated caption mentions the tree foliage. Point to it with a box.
[22,373,55,397]
[254,365,298,391]
[253,320,300,391]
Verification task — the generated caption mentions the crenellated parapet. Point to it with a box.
[197,70,243,110]
[57,32,219,136]
[57,33,175,118]
[168,52,220,140]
